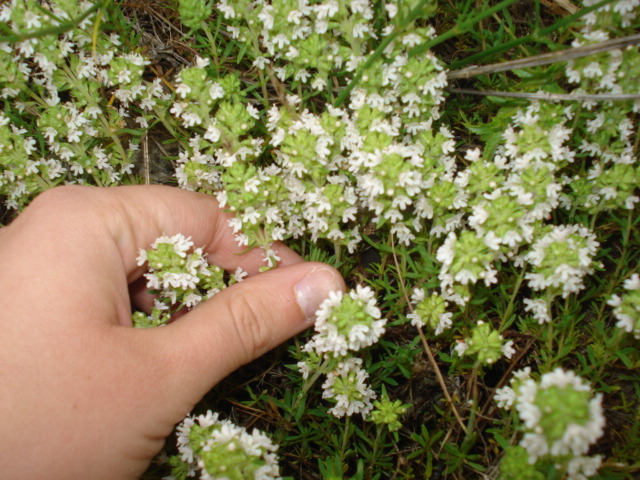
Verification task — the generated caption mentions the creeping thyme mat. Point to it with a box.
[1,0,639,478]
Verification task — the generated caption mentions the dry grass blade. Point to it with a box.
[447,33,640,79]
[541,0,579,15]
[447,88,640,101]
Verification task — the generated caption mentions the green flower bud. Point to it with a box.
[498,445,545,480]
[370,395,411,432]
[462,320,514,365]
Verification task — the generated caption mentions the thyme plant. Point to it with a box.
[1,0,639,479]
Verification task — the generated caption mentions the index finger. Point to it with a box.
[23,185,301,281]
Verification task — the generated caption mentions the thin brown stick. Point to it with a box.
[447,33,640,80]
[142,134,150,185]
[541,0,578,15]
[389,235,468,434]
[448,88,640,101]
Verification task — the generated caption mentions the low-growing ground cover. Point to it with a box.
[1,0,639,478]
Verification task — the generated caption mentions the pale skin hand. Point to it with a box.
[0,185,345,480]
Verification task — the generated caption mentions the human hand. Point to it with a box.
[0,185,345,479]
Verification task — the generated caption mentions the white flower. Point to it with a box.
[322,357,376,418]
[253,56,269,70]
[523,298,551,324]
[454,340,468,357]
[494,386,517,409]
[509,368,605,465]
[310,286,385,357]
[204,123,221,142]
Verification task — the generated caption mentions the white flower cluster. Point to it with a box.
[608,272,640,339]
[406,287,453,335]
[172,1,450,251]
[321,356,376,418]
[427,99,586,307]
[171,410,281,480]
[455,320,515,366]
[523,224,599,298]
[298,285,385,418]
[523,298,552,324]
[134,233,242,327]
[495,368,605,479]
[304,285,385,357]
[216,0,382,89]
[566,1,640,93]
[0,0,170,209]
[564,2,640,213]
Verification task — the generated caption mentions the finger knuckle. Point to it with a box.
[230,294,272,361]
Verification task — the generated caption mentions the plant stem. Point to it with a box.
[447,33,640,80]
[340,416,351,460]
[389,235,468,434]
[288,357,332,419]
[500,267,526,331]
[366,427,383,480]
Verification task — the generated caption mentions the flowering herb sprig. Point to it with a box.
[171,0,450,255]
[369,393,411,433]
[297,285,386,419]
[0,0,172,209]
[133,233,243,327]
[321,356,377,419]
[305,285,385,357]
[495,367,605,479]
[169,410,281,480]
[407,287,453,335]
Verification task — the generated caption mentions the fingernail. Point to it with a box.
[294,267,343,324]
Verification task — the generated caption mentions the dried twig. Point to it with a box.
[447,33,640,79]
[389,235,468,434]
[541,0,578,15]
[142,134,150,185]
[447,88,640,101]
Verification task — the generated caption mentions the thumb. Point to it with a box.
[148,261,345,402]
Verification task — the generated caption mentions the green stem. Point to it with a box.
[462,362,480,445]
[258,68,270,110]
[288,357,332,419]
[203,27,220,73]
[367,427,383,480]
[340,416,351,460]
[448,0,617,70]
[334,242,342,266]
[499,266,526,331]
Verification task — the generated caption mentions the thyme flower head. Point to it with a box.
[407,287,452,335]
[308,285,385,357]
[170,410,281,480]
[321,356,376,419]
[133,234,239,327]
[456,320,515,366]
[523,224,599,298]
[496,368,605,479]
